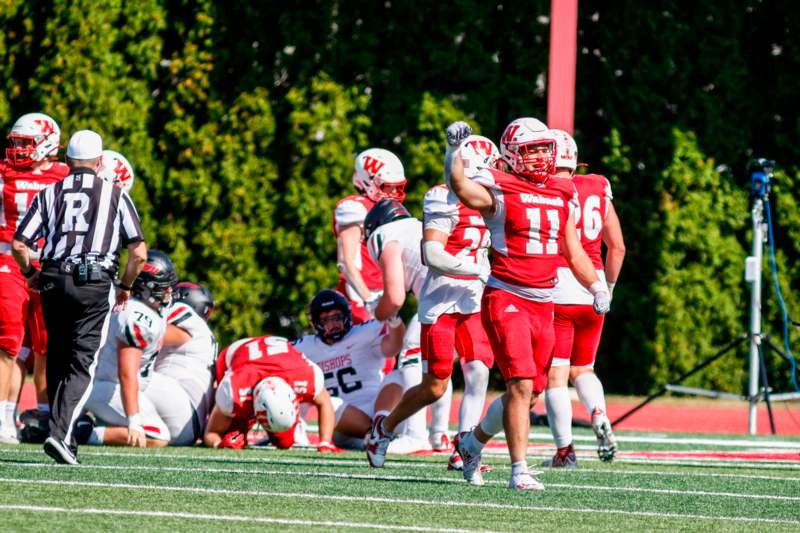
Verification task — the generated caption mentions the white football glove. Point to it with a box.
[592,290,611,315]
[446,121,472,148]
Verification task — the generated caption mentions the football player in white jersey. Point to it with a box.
[83,250,177,447]
[293,289,405,449]
[365,138,498,470]
[144,282,217,445]
[363,199,455,462]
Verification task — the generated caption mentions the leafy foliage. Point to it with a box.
[2,1,799,392]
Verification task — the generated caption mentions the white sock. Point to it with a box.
[88,426,106,445]
[395,359,427,441]
[574,372,607,417]
[2,401,15,428]
[463,430,485,455]
[459,360,489,432]
[0,401,9,430]
[478,396,504,437]
[38,403,50,413]
[511,460,529,477]
[430,377,452,435]
[544,386,573,449]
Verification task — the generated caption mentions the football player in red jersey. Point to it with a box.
[0,113,69,443]
[334,148,406,323]
[543,130,625,467]
[205,335,341,452]
[447,119,611,490]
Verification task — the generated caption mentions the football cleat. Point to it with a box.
[448,450,494,472]
[509,471,545,491]
[591,408,618,462]
[366,415,393,468]
[430,431,452,452]
[0,426,20,445]
[454,431,484,486]
[542,443,578,468]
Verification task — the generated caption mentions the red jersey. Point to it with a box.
[0,161,69,244]
[474,168,577,289]
[215,335,323,420]
[333,194,383,291]
[557,173,613,270]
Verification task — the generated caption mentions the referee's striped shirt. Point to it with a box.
[13,168,144,271]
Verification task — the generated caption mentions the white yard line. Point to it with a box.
[3,464,798,503]
[1,481,798,527]
[0,504,495,532]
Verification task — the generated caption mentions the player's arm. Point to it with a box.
[448,149,495,214]
[422,228,481,277]
[562,216,610,314]
[373,242,406,321]
[203,405,235,448]
[118,342,146,448]
[602,202,626,295]
[312,388,337,450]
[380,317,406,357]
[337,224,373,301]
[163,324,192,347]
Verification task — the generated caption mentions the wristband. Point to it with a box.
[127,413,142,428]
[589,281,608,296]
[118,282,133,291]
[22,266,37,279]
[387,316,403,328]
[607,282,616,296]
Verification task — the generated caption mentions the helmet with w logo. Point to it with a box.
[5,113,61,168]
[133,250,179,307]
[353,148,407,202]
[99,150,135,193]
[500,117,554,183]
[459,135,501,178]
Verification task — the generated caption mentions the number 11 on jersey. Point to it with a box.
[525,207,560,255]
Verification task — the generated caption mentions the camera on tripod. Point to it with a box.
[749,158,775,198]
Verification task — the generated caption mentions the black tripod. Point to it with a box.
[614,161,800,435]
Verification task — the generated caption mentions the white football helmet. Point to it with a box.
[253,377,298,433]
[99,150,135,193]
[459,135,501,178]
[5,112,61,168]
[500,117,555,183]
[353,148,407,202]
[551,129,578,171]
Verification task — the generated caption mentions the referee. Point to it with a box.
[11,130,147,464]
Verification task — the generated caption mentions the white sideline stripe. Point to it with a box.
[5,464,798,502]
[1,480,798,527]
[4,446,800,479]
[0,504,491,533]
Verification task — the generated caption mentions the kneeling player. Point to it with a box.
[145,282,217,445]
[205,334,339,452]
[83,250,178,447]
[294,289,405,449]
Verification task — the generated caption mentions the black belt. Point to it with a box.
[42,257,113,281]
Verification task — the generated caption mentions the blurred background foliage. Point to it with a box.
[2,0,798,394]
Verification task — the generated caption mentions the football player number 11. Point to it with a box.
[526,207,560,255]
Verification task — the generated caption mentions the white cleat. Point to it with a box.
[430,431,452,452]
[365,415,393,468]
[454,431,484,486]
[509,471,545,491]
[591,408,618,462]
[0,426,19,444]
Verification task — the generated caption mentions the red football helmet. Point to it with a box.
[5,113,61,168]
[500,117,555,183]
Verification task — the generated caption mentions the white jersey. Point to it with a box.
[95,299,166,385]
[293,320,389,408]
[367,217,427,297]
[418,185,490,323]
[154,302,218,407]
